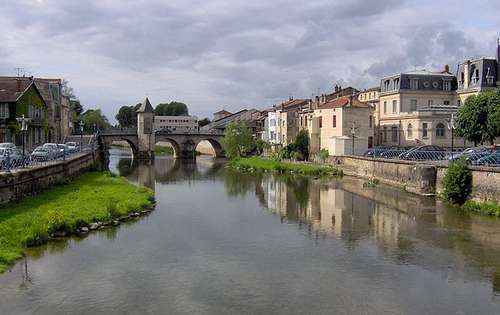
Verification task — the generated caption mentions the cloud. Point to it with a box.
[0,0,498,121]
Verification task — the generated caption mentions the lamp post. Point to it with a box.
[79,121,84,152]
[350,121,358,155]
[16,115,31,156]
[448,112,456,157]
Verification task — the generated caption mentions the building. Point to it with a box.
[358,87,380,144]
[60,95,73,140]
[212,110,232,121]
[0,76,48,150]
[299,95,374,155]
[154,115,198,133]
[377,67,466,148]
[272,98,310,147]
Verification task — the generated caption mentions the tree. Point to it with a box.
[61,79,76,100]
[80,109,111,132]
[115,103,141,127]
[456,90,500,145]
[198,118,211,127]
[223,122,254,159]
[443,159,472,205]
[294,129,310,160]
[155,101,189,116]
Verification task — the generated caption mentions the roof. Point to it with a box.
[0,77,35,102]
[403,70,455,77]
[364,86,381,92]
[213,109,232,115]
[136,97,154,113]
[318,96,370,109]
[276,98,309,111]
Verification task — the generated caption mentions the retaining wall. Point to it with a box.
[0,152,97,205]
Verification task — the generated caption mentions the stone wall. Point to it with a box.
[436,165,500,202]
[0,152,97,205]
[314,155,500,200]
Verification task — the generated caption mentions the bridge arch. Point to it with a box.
[154,138,182,158]
[194,138,224,158]
[100,136,139,158]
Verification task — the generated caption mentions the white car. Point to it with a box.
[0,143,17,150]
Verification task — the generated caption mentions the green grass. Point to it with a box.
[463,200,500,217]
[154,145,174,155]
[229,157,342,177]
[0,172,155,273]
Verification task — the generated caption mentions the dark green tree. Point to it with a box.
[294,129,310,160]
[223,121,254,159]
[443,159,472,205]
[115,103,141,127]
[456,90,500,145]
[198,118,211,127]
[80,109,111,132]
[155,101,189,116]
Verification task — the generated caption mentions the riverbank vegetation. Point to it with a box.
[230,157,342,177]
[463,200,500,217]
[0,172,155,273]
[154,144,174,155]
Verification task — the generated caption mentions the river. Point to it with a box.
[1,153,500,314]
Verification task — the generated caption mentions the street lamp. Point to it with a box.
[16,115,32,156]
[448,112,456,157]
[350,121,358,155]
[79,121,84,152]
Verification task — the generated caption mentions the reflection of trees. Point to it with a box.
[283,175,310,209]
[223,168,261,198]
[116,158,136,177]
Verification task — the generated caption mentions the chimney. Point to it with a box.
[464,60,471,89]
[444,64,450,73]
[334,84,338,93]
[289,96,293,101]
[315,95,320,107]
[16,78,21,92]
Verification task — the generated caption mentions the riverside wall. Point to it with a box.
[0,152,98,205]
[313,155,500,201]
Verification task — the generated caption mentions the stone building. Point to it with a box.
[0,77,48,150]
[154,115,198,133]
[272,98,310,147]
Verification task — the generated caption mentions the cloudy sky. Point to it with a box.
[1,0,499,122]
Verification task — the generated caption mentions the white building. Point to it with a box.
[265,111,279,145]
[154,115,198,133]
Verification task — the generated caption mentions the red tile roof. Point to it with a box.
[318,96,370,109]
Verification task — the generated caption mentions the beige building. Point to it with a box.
[299,95,374,155]
[272,98,310,147]
[154,115,198,133]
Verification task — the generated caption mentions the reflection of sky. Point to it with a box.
[1,157,500,314]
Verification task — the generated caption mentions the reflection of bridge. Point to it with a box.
[97,98,225,159]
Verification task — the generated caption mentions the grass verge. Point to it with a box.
[229,157,342,177]
[0,172,155,273]
[463,200,500,217]
[154,145,174,156]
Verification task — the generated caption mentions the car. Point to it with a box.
[363,146,392,158]
[31,146,55,161]
[399,145,446,160]
[0,143,17,150]
[57,144,71,156]
[65,142,79,153]
[473,152,500,167]
[43,143,62,158]
[0,148,24,169]
[379,146,411,159]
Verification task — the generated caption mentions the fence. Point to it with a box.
[0,144,96,173]
[362,148,500,167]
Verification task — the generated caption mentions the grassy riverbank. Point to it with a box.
[0,172,155,273]
[154,145,174,156]
[230,157,342,176]
[463,200,500,217]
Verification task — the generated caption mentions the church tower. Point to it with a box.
[136,97,155,159]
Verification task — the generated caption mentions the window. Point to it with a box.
[436,123,445,137]
[384,80,390,90]
[473,69,479,84]
[410,78,419,89]
[305,117,308,127]
[383,127,387,142]
[422,123,428,138]
[0,104,9,118]
[319,116,323,128]
[391,126,398,143]
[407,123,413,138]
[443,100,450,105]
[460,72,464,86]
[410,99,417,112]
[428,100,433,106]
[392,100,397,113]
[332,115,336,128]
[383,101,387,114]
[369,115,372,128]
[457,99,461,106]
[443,80,451,91]
[393,78,400,89]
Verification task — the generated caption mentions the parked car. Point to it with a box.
[0,148,24,169]
[473,152,500,167]
[31,146,55,161]
[65,142,79,153]
[43,143,62,158]
[57,144,71,156]
[363,146,392,158]
[399,145,446,161]
[379,146,412,159]
[0,143,17,150]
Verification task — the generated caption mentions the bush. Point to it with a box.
[443,159,472,204]
[294,130,310,160]
[319,149,329,163]
[463,200,500,217]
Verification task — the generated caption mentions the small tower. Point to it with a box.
[136,97,155,159]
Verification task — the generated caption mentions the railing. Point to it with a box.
[0,144,96,173]
[362,148,500,167]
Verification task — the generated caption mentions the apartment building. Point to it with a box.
[154,115,198,132]
[299,95,374,155]
[271,98,310,148]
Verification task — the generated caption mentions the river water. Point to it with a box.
[1,153,500,314]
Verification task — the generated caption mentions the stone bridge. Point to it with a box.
[98,98,224,159]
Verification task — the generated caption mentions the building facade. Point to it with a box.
[154,115,198,133]
[0,77,48,150]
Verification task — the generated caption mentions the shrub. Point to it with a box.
[294,130,310,160]
[443,159,472,204]
[463,200,500,217]
[319,149,329,163]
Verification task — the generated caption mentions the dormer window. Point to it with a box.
[393,78,400,89]
[384,80,390,90]
[443,80,451,91]
[410,78,419,89]
[472,69,480,84]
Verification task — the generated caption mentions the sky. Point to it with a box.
[1,0,499,123]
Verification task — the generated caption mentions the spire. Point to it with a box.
[136,97,154,113]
